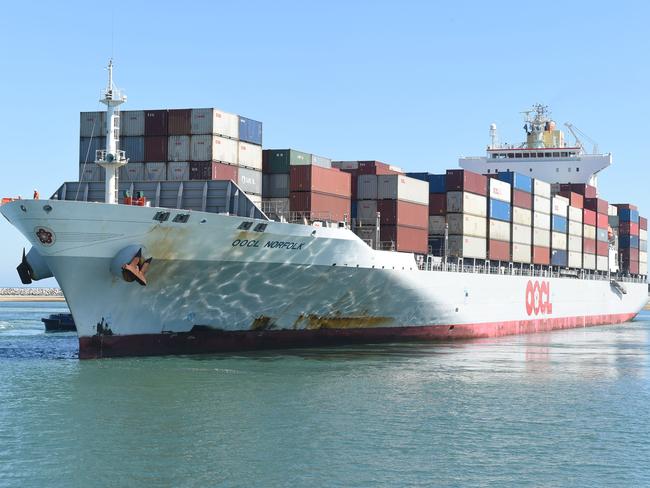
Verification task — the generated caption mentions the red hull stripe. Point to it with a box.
[78,312,639,359]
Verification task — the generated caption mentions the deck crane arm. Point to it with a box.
[564,122,599,154]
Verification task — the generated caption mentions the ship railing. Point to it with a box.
[417,257,646,283]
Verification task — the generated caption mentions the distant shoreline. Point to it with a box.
[0,296,66,302]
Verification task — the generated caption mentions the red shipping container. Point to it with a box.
[584,198,608,215]
[144,136,168,162]
[380,225,428,254]
[597,213,608,229]
[445,169,487,196]
[512,189,533,209]
[640,217,647,231]
[558,191,584,209]
[583,238,596,254]
[289,191,351,222]
[621,248,640,261]
[168,109,192,135]
[570,184,597,198]
[377,200,428,228]
[357,161,402,176]
[532,246,550,265]
[429,193,446,216]
[289,165,351,198]
[596,240,608,256]
[619,222,640,236]
[144,110,168,136]
[488,239,510,261]
[613,203,638,211]
[190,161,238,181]
[583,209,596,226]
[622,260,640,274]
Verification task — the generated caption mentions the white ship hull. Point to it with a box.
[1,200,646,358]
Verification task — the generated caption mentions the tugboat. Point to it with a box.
[41,313,76,332]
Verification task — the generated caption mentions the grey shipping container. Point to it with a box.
[144,162,167,181]
[80,112,106,138]
[79,163,105,182]
[263,174,290,198]
[357,175,378,200]
[120,111,145,136]
[120,136,145,162]
[79,137,106,163]
[119,163,145,182]
[238,167,262,195]
[167,162,190,181]
[311,154,332,168]
[168,135,191,161]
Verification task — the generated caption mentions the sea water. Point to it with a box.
[1,301,650,487]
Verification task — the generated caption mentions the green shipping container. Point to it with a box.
[263,149,311,174]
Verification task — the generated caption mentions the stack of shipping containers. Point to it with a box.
[560,191,584,269]
[641,217,648,275]
[585,197,609,271]
[532,179,552,265]
[288,158,350,222]
[415,174,447,256]
[582,204,597,270]
[487,177,512,262]
[498,172,532,264]
[262,149,311,216]
[445,170,488,260]
[615,204,640,275]
[550,195,569,267]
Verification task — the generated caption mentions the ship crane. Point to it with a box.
[564,122,599,154]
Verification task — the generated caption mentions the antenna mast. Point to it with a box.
[95,59,128,204]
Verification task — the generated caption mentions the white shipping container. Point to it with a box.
[512,224,532,245]
[79,164,104,182]
[120,110,145,136]
[238,167,262,195]
[583,253,596,270]
[144,162,167,181]
[428,216,446,235]
[533,178,551,198]
[119,162,144,182]
[167,162,190,181]
[262,198,290,215]
[448,213,487,238]
[332,161,359,170]
[377,175,428,205]
[533,211,551,230]
[552,196,568,216]
[552,231,567,249]
[569,221,582,237]
[596,255,609,272]
[357,200,378,221]
[168,135,191,162]
[489,178,511,203]
[80,111,105,138]
[608,204,618,216]
[533,228,551,247]
[640,262,648,275]
[513,207,532,226]
[583,224,596,240]
[533,195,551,214]
[238,142,263,170]
[640,251,648,264]
[311,154,332,168]
[191,135,238,164]
[640,229,648,241]
[568,235,582,252]
[489,219,511,241]
[191,108,239,138]
[249,194,263,208]
[568,206,583,223]
[357,175,378,200]
[448,235,486,259]
[446,192,487,217]
[512,243,531,264]
[568,251,582,268]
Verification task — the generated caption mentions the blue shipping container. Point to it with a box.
[489,198,511,222]
[351,201,358,219]
[428,174,447,193]
[551,249,568,266]
[120,136,145,162]
[498,171,532,193]
[552,215,568,233]
[238,116,263,145]
[596,228,609,242]
[428,237,445,256]
[406,172,429,183]
[618,208,640,223]
[619,235,640,249]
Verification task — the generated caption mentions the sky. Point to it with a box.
[0,0,648,286]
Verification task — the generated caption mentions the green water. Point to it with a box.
[1,302,650,487]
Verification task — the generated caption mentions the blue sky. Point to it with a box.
[0,0,648,286]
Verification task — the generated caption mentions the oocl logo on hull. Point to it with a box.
[525,280,553,316]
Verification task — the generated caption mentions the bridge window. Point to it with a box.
[522,153,529,158]
[507,153,514,158]
[530,153,536,158]
[529,168,533,172]
[561,152,568,157]
[545,152,552,157]
[576,167,580,172]
[537,152,544,158]
[486,169,490,173]
[553,152,560,157]
[515,153,522,158]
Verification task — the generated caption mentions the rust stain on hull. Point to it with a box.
[293,313,393,330]
[251,315,276,331]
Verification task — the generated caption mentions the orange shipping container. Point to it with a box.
[289,165,351,198]
[289,191,351,222]
[377,200,428,228]
[380,225,428,254]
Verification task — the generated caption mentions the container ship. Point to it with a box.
[1,64,647,359]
